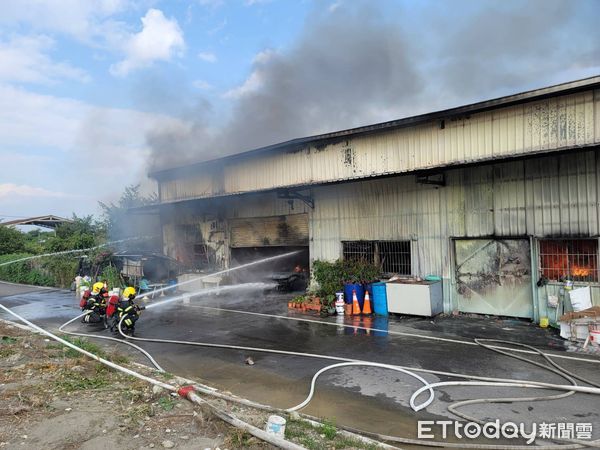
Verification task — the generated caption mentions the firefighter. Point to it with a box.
[114,287,145,336]
[82,282,108,326]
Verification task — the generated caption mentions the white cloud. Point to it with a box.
[110,9,185,76]
[0,34,90,84]
[0,0,130,41]
[192,79,213,90]
[252,49,276,64]
[223,70,264,99]
[0,183,72,199]
[0,83,186,216]
[245,0,271,5]
[198,51,217,63]
[223,49,276,99]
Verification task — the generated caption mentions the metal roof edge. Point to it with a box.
[146,143,600,208]
[0,215,74,226]
[149,75,600,180]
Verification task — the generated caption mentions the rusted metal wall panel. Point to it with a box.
[159,90,599,203]
[230,214,309,247]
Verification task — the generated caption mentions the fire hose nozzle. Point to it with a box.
[177,385,195,398]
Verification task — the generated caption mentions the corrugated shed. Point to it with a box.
[159,89,600,203]
[309,150,600,313]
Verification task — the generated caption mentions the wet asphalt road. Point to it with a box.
[1,281,600,442]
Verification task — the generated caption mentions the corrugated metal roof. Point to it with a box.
[156,87,600,204]
[151,75,600,180]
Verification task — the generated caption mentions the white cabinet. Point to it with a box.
[385,281,443,317]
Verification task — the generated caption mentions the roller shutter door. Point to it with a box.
[230,214,309,248]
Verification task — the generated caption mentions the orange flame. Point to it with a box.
[571,266,591,277]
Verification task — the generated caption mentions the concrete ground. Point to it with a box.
[2,281,600,445]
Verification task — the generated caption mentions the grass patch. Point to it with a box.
[0,347,16,358]
[285,418,377,450]
[126,403,153,423]
[335,436,378,450]
[159,371,175,380]
[46,344,63,350]
[320,418,337,440]
[109,353,129,365]
[158,396,176,411]
[226,429,254,447]
[1,336,18,344]
[0,335,18,358]
[285,418,313,438]
[53,373,109,392]
[61,336,106,359]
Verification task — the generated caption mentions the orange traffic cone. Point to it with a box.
[352,289,361,315]
[362,290,373,315]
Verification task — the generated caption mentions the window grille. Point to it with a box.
[539,239,598,282]
[378,241,411,275]
[342,241,375,264]
[342,240,411,275]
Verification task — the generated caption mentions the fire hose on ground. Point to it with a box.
[4,265,600,450]
[0,303,308,450]
[114,301,600,449]
[47,278,600,449]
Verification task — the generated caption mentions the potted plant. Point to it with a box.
[319,294,336,316]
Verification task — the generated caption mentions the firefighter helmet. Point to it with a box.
[123,287,136,300]
[92,282,104,293]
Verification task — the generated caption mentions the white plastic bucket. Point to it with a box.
[265,415,286,437]
[335,299,345,315]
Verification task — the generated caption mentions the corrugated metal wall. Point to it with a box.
[309,150,600,317]
[159,89,600,203]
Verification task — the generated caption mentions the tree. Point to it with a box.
[45,215,102,252]
[0,226,26,255]
[98,184,160,251]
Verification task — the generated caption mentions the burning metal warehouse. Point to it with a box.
[144,76,600,323]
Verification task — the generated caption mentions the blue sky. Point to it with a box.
[0,0,598,221]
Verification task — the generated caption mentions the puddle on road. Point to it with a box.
[154,348,439,440]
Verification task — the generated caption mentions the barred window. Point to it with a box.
[342,241,375,264]
[539,239,598,282]
[379,241,411,275]
[342,240,411,275]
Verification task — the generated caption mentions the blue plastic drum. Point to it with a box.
[371,282,388,315]
[343,283,364,306]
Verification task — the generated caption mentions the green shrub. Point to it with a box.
[312,259,380,299]
[42,256,78,288]
[100,264,124,289]
[0,227,26,254]
[0,253,55,286]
